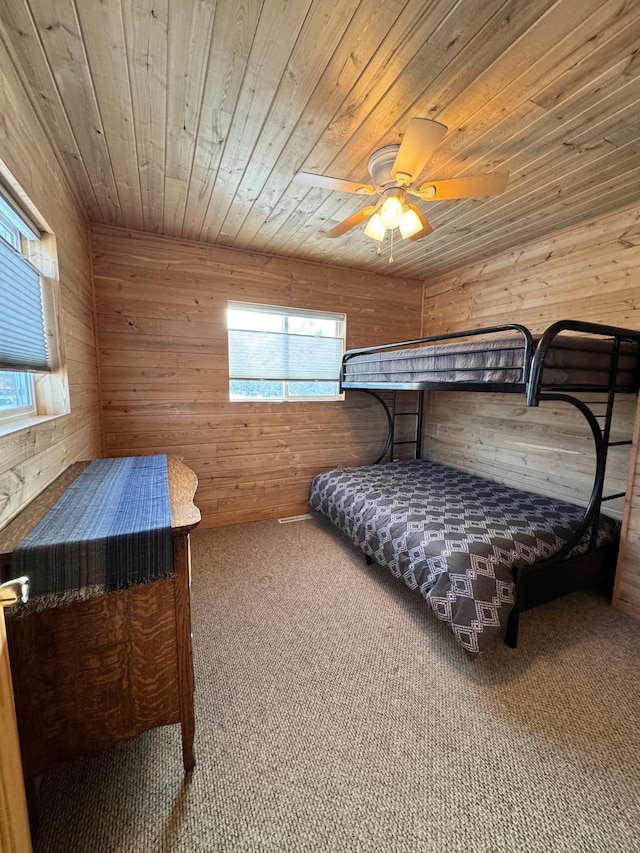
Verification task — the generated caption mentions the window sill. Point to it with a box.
[229,398,344,403]
[0,412,62,438]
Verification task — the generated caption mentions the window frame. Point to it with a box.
[0,178,68,435]
[0,372,36,424]
[227,301,346,403]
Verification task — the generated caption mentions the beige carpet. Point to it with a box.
[34,516,640,852]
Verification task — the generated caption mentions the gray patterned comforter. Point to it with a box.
[309,460,618,653]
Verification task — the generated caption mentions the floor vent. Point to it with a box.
[277,514,312,524]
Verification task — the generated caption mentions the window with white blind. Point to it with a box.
[0,181,66,430]
[227,302,346,401]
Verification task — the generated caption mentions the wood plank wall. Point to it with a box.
[0,31,101,527]
[91,225,422,527]
[420,202,640,618]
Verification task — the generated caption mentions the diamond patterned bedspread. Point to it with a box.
[309,460,619,653]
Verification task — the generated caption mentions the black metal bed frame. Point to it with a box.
[339,320,640,648]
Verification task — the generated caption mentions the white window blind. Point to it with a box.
[0,236,49,372]
[228,304,344,382]
[229,328,344,381]
[227,302,345,401]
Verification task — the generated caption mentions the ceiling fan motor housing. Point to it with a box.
[367,145,401,187]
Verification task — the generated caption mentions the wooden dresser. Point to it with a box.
[0,455,200,787]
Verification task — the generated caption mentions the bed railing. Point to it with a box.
[341,320,640,397]
[342,320,640,591]
[340,323,534,391]
[526,319,640,404]
[525,321,640,562]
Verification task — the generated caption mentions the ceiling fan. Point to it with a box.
[293,118,508,246]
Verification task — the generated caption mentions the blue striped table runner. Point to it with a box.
[12,455,173,606]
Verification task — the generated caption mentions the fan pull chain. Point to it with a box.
[389,227,395,263]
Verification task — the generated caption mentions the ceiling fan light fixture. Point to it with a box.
[364,212,386,241]
[293,118,509,256]
[399,207,423,239]
[379,195,404,230]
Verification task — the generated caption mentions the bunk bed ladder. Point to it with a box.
[587,337,632,547]
[389,391,424,461]
[507,331,637,649]
[537,336,632,554]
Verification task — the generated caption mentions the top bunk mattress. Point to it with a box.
[342,333,640,390]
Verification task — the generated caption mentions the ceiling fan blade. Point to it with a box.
[323,206,375,238]
[419,172,509,200]
[408,205,433,241]
[293,172,375,194]
[391,118,448,184]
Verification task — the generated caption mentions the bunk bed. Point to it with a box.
[309,320,640,653]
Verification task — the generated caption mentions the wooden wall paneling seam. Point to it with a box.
[163,0,215,236]
[390,181,640,280]
[57,279,101,332]
[103,431,392,455]
[198,0,315,245]
[233,0,411,249]
[64,322,102,358]
[529,7,640,113]
[86,221,105,458]
[90,259,419,297]
[392,76,640,265]
[213,0,362,246]
[472,204,640,277]
[1,432,89,528]
[424,0,640,175]
[100,403,388,431]
[121,0,168,233]
[25,0,123,224]
[0,2,95,219]
[93,287,422,322]
[179,0,262,239]
[0,413,95,478]
[88,223,418,303]
[73,0,145,230]
[412,95,640,260]
[420,215,640,286]
[420,205,640,328]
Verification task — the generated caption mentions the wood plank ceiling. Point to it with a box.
[0,0,638,279]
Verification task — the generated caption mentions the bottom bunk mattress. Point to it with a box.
[309,459,619,653]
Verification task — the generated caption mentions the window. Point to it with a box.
[0,372,35,420]
[228,302,346,401]
[0,179,66,431]
[0,204,36,420]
